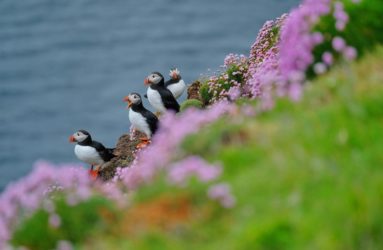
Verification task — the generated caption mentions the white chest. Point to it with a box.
[129,109,152,138]
[74,145,104,165]
[147,88,166,113]
[167,79,186,99]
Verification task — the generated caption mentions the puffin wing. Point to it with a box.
[165,78,178,87]
[92,141,115,162]
[159,88,180,113]
[142,109,159,135]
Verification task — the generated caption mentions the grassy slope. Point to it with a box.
[81,47,383,250]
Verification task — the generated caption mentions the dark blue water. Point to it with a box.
[0,0,299,189]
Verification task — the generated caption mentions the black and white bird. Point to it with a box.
[144,72,180,114]
[124,92,159,148]
[69,130,115,179]
[165,68,186,99]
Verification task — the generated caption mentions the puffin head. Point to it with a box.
[169,68,181,80]
[123,92,142,108]
[69,130,90,143]
[144,72,164,86]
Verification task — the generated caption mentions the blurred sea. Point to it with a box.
[0,0,299,189]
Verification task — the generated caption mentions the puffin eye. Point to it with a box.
[77,133,80,136]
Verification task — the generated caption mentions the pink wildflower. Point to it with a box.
[207,183,236,208]
[49,213,61,228]
[332,36,346,52]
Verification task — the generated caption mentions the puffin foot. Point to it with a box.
[136,138,150,149]
[89,165,100,180]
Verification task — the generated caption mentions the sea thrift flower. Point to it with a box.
[168,156,222,186]
[227,85,241,101]
[343,46,357,60]
[207,183,236,208]
[313,62,327,75]
[245,15,288,104]
[280,0,331,82]
[224,53,247,67]
[322,52,334,65]
[334,1,349,31]
[288,82,303,102]
[0,161,124,247]
[208,54,248,102]
[241,105,256,117]
[49,213,61,228]
[56,240,74,250]
[332,36,346,52]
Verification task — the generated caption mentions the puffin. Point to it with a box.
[165,68,186,99]
[69,130,115,179]
[123,92,159,148]
[144,72,180,114]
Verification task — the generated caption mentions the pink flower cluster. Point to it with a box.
[115,101,238,190]
[245,15,288,107]
[207,183,236,208]
[234,0,359,106]
[334,1,349,31]
[206,54,248,102]
[0,161,123,248]
[279,0,331,90]
[168,156,222,186]
[223,53,248,68]
[280,0,359,84]
[332,36,357,60]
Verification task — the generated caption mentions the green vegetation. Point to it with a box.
[77,46,383,250]
[313,0,383,65]
[12,196,118,250]
[181,48,383,249]
[199,82,213,105]
[180,99,203,112]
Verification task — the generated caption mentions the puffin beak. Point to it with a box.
[172,72,178,79]
[144,78,151,86]
[123,96,133,108]
[69,135,76,143]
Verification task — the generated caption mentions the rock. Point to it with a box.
[187,81,201,100]
[98,131,146,181]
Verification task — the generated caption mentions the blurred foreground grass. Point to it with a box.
[79,47,383,250]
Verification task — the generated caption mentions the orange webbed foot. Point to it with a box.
[89,165,100,180]
[136,137,151,149]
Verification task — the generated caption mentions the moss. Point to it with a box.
[180,99,203,112]
[199,81,213,105]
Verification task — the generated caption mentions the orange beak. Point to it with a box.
[144,78,151,86]
[69,135,76,143]
[123,96,133,108]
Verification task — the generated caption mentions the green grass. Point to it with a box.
[180,99,203,112]
[12,196,118,250]
[183,48,383,249]
[79,47,383,249]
